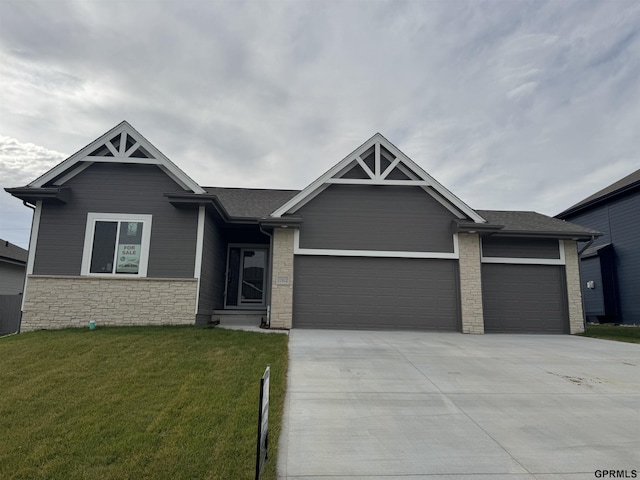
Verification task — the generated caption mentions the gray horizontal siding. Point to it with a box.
[567,191,640,325]
[0,295,22,334]
[0,263,26,295]
[34,163,197,278]
[293,256,460,330]
[581,256,604,316]
[297,185,456,252]
[606,192,640,325]
[197,213,226,321]
[482,237,560,259]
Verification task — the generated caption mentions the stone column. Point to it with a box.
[269,228,295,329]
[458,233,485,334]
[564,240,585,334]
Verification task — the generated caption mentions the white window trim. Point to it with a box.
[480,239,566,265]
[293,229,460,259]
[81,213,153,276]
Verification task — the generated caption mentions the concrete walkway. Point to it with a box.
[277,330,640,479]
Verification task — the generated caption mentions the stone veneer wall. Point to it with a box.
[458,233,484,334]
[564,240,585,334]
[21,275,197,332]
[269,228,295,329]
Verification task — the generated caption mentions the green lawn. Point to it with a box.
[581,324,640,344]
[0,326,288,480]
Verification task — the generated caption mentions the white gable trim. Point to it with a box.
[29,121,205,194]
[271,133,485,223]
[293,229,460,259]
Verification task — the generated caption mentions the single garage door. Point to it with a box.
[482,264,569,333]
[293,256,460,330]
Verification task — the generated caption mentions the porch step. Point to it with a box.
[212,312,266,328]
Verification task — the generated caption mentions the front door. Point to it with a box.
[225,246,268,308]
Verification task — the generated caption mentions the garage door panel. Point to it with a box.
[293,256,459,330]
[482,264,568,333]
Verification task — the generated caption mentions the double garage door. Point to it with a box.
[293,256,460,330]
[293,256,569,333]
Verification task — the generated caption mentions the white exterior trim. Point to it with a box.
[22,200,42,311]
[80,213,153,277]
[293,229,460,259]
[325,178,431,186]
[271,133,485,223]
[480,239,566,265]
[83,156,161,165]
[30,121,205,194]
[193,206,205,314]
[52,162,93,186]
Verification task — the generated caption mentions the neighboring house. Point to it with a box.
[556,169,640,325]
[0,239,27,295]
[0,239,27,334]
[6,121,598,334]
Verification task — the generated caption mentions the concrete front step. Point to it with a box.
[212,312,267,328]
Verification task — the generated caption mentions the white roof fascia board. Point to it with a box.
[30,121,128,188]
[29,121,205,194]
[270,134,384,217]
[378,134,486,223]
[52,162,94,186]
[271,132,486,223]
[421,186,466,219]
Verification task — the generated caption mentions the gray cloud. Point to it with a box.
[1,0,639,247]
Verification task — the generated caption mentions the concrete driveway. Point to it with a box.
[277,330,640,479]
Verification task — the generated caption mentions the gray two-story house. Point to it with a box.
[7,121,598,334]
[557,169,640,325]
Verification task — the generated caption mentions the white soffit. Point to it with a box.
[271,133,486,223]
[30,121,205,194]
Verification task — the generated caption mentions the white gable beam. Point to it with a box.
[381,156,401,179]
[125,142,141,157]
[105,141,120,157]
[355,155,375,179]
[84,156,161,165]
[120,132,127,154]
[29,121,205,194]
[327,178,431,186]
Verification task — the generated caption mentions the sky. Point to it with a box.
[1,0,639,249]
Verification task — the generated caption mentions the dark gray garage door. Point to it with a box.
[482,264,568,333]
[293,256,460,330]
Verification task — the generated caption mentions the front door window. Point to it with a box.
[225,247,267,307]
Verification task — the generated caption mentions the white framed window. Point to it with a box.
[81,213,153,276]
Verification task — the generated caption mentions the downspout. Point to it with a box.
[259,225,273,328]
[577,235,597,332]
[20,201,37,334]
[578,235,596,256]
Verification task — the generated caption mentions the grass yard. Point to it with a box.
[0,326,288,480]
[581,324,640,344]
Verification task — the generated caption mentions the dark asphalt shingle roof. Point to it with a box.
[557,168,640,218]
[201,187,599,238]
[204,187,300,218]
[477,210,600,237]
[0,239,28,264]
